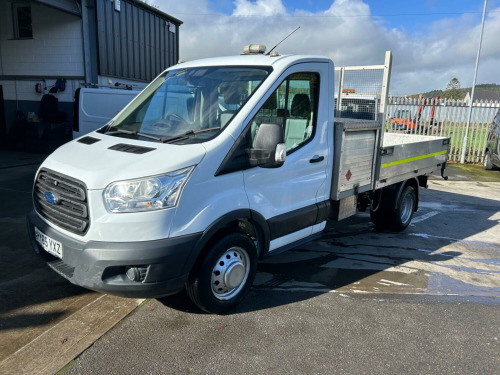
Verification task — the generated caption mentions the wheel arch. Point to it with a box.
[402,177,419,212]
[391,178,419,212]
[183,209,270,279]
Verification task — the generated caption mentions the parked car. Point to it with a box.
[484,109,500,170]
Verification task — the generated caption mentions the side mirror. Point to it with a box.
[248,123,286,168]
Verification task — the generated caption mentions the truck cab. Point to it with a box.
[28,47,449,313]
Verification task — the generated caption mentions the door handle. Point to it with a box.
[309,155,324,163]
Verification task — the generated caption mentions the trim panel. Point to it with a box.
[267,201,329,241]
[268,204,317,240]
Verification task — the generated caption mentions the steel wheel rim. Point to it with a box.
[211,246,250,301]
[400,193,414,225]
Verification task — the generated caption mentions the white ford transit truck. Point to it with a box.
[28,46,450,313]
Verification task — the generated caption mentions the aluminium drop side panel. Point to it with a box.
[330,119,382,201]
[375,133,450,189]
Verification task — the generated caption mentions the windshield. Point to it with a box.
[101,66,272,143]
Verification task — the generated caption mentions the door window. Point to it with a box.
[250,73,319,153]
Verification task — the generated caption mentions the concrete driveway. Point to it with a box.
[0,152,499,374]
[0,151,142,375]
[67,164,500,374]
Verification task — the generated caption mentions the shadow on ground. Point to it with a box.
[1,153,499,326]
[0,159,94,361]
[160,182,500,314]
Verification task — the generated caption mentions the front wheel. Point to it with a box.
[186,233,257,314]
[483,151,493,170]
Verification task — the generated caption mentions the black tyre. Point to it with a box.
[370,189,390,230]
[370,203,388,230]
[370,185,416,232]
[483,151,493,170]
[186,233,257,314]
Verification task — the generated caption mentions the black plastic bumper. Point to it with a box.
[27,210,202,298]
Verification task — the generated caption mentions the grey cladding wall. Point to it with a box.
[96,0,180,82]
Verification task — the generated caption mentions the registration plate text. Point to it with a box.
[34,227,63,259]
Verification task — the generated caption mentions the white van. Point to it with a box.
[29,47,449,313]
[73,88,141,139]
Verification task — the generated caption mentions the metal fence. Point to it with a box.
[335,51,392,121]
[335,51,499,163]
[386,97,500,163]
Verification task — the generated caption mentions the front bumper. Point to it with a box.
[27,210,202,298]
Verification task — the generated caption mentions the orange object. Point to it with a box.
[392,96,440,132]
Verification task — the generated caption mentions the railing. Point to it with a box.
[386,97,500,163]
[335,51,392,121]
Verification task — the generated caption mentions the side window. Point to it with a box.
[249,72,319,153]
[12,3,32,39]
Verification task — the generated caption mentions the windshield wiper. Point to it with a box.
[188,127,221,135]
[105,129,163,142]
[106,127,221,144]
[161,127,221,144]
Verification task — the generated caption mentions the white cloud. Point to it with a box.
[325,0,370,16]
[233,0,286,16]
[155,0,500,95]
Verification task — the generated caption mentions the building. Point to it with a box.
[0,0,182,142]
[463,90,500,106]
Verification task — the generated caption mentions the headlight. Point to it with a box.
[103,166,194,213]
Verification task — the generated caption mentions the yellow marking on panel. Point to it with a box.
[382,150,447,168]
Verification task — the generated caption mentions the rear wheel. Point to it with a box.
[370,185,416,232]
[392,186,416,231]
[186,233,257,314]
[483,151,493,170]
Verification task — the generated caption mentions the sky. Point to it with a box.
[152,0,500,96]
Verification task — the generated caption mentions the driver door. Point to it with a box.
[243,63,330,252]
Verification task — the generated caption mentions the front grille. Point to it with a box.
[34,169,90,235]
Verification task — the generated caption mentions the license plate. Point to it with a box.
[34,227,63,259]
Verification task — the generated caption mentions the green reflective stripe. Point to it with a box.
[381,150,447,168]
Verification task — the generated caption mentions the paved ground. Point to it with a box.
[1,150,499,374]
[0,151,142,375]
[64,165,500,374]
[66,294,499,375]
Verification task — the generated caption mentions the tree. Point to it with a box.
[443,77,462,99]
[140,0,160,9]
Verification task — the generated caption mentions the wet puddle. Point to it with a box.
[255,212,500,299]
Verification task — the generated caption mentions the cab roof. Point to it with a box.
[173,54,332,70]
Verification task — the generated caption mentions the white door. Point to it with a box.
[243,63,331,251]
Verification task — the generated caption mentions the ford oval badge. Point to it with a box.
[44,192,59,205]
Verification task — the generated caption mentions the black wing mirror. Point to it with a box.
[248,123,286,168]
